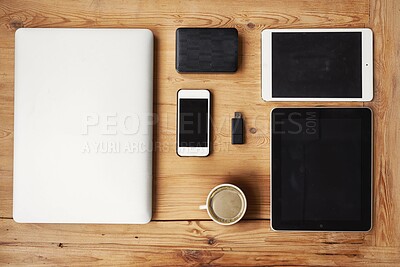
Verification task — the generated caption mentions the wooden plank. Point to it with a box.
[2,219,399,267]
[0,0,369,33]
[367,0,400,247]
[3,246,399,267]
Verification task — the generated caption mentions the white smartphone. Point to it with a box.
[177,89,211,157]
[261,28,373,101]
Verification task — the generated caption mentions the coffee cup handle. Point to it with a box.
[199,205,207,210]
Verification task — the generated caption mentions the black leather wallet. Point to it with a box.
[176,28,238,73]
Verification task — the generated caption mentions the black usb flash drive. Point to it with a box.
[232,112,244,144]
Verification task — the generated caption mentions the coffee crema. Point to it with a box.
[209,186,245,224]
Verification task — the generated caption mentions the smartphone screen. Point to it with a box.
[179,99,208,147]
[177,89,210,157]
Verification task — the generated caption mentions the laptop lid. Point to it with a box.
[13,28,153,224]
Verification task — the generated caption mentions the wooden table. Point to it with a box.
[1,0,399,265]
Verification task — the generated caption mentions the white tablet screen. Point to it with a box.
[272,32,362,98]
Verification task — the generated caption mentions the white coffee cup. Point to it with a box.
[199,184,247,225]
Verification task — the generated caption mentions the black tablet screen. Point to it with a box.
[272,32,362,98]
[271,108,372,231]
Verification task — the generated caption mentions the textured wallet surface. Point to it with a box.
[176,28,238,72]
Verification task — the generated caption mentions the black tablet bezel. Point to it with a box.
[271,108,372,231]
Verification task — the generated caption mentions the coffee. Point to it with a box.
[208,186,245,224]
[200,184,247,225]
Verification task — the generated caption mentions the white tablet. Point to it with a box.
[261,28,373,101]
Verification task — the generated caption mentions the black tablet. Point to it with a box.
[271,108,372,231]
[176,28,238,72]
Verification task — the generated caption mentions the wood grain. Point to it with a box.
[367,0,400,247]
[2,220,399,266]
[0,0,399,265]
